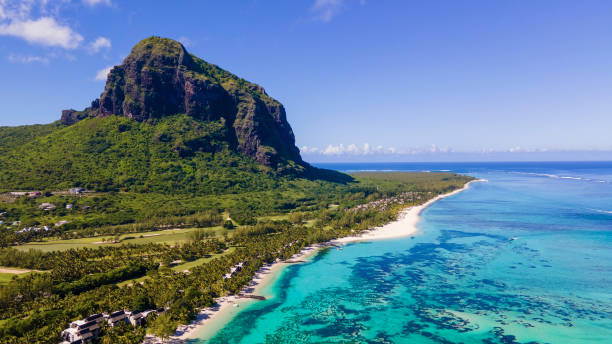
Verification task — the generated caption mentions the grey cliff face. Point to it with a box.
[61,36,304,169]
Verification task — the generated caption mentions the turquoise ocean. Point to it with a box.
[195,162,612,343]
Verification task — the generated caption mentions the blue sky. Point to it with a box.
[0,0,611,161]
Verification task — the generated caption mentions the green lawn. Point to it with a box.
[170,246,237,272]
[0,271,38,285]
[116,274,150,287]
[0,273,16,285]
[117,246,237,287]
[257,214,288,222]
[13,226,227,252]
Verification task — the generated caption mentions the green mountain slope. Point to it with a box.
[0,115,290,193]
[0,122,61,155]
[0,37,351,194]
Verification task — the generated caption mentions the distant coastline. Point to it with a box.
[144,179,483,343]
[334,179,484,243]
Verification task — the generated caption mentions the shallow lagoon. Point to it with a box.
[196,162,612,343]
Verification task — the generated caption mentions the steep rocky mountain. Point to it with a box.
[61,36,303,169]
[0,37,351,193]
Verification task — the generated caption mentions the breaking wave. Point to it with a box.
[508,172,607,183]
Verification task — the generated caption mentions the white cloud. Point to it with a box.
[323,144,345,155]
[428,144,452,153]
[8,53,49,64]
[507,146,546,153]
[0,16,83,49]
[88,36,110,53]
[346,144,359,154]
[312,0,344,22]
[95,65,113,81]
[303,143,459,156]
[300,146,319,154]
[0,1,94,51]
[317,143,389,156]
[82,0,111,6]
[300,143,584,159]
[0,0,34,21]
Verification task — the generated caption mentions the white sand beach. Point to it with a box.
[143,245,323,343]
[335,179,483,243]
[143,179,483,343]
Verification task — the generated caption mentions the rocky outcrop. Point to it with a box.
[60,109,89,125]
[60,100,100,125]
[62,36,304,169]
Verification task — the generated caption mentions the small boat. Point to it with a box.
[233,303,239,308]
[509,237,519,241]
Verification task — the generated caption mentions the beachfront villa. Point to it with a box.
[60,313,104,344]
[106,310,128,327]
[38,202,56,211]
[223,262,245,279]
[60,309,164,343]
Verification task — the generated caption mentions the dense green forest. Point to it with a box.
[0,115,289,194]
[0,165,472,343]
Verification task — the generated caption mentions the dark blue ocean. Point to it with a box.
[198,162,612,343]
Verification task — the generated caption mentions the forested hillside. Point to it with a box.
[0,115,283,194]
[0,171,473,343]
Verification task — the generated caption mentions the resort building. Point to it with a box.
[39,202,56,210]
[59,309,164,343]
[126,311,144,327]
[106,310,128,327]
[69,188,85,194]
[8,191,43,198]
[60,314,104,344]
[223,261,245,279]
[28,191,42,198]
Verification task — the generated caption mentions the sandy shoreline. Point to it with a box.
[143,179,483,343]
[335,179,483,243]
[142,245,324,343]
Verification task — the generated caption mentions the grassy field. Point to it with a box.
[0,273,15,285]
[256,214,289,222]
[7,172,474,253]
[0,270,38,285]
[170,246,237,272]
[13,226,227,252]
[10,212,311,253]
[117,246,237,287]
[116,274,149,287]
